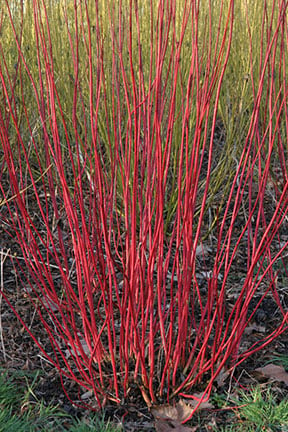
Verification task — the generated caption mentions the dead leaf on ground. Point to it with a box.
[183,392,214,410]
[152,401,196,432]
[152,395,214,431]
[155,419,197,432]
[215,368,230,387]
[151,400,193,423]
[255,364,288,385]
[81,390,93,400]
[244,324,266,335]
[195,244,212,256]
[41,296,59,312]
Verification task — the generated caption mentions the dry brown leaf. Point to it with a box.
[215,368,230,387]
[152,395,213,431]
[42,296,59,312]
[151,400,193,423]
[151,404,179,420]
[244,324,266,335]
[182,392,214,410]
[195,244,212,256]
[155,419,197,432]
[81,390,93,400]
[255,364,288,385]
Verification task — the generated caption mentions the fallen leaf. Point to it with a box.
[42,296,59,312]
[151,400,193,423]
[81,390,93,400]
[244,324,266,335]
[255,364,288,385]
[155,419,197,432]
[195,244,212,256]
[152,396,213,431]
[215,368,230,387]
[65,337,91,359]
[183,392,214,410]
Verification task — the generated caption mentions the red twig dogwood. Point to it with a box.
[0,0,287,421]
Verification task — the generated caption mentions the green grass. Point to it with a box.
[237,386,288,431]
[0,371,122,432]
[214,385,288,432]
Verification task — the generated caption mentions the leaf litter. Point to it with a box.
[151,395,214,431]
[255,364,288,386]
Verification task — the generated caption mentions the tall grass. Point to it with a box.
[0,0,287,423]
